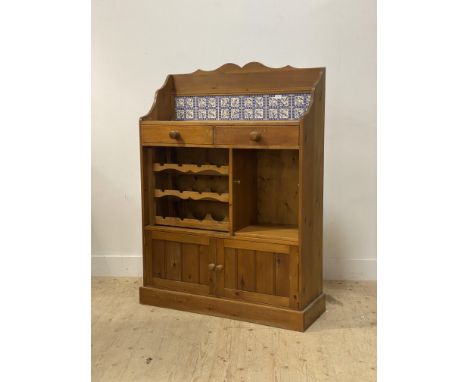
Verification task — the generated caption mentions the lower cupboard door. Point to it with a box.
[143,230,216,296]
[216,239,299,309]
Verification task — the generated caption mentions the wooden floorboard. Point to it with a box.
[92,277,376,382]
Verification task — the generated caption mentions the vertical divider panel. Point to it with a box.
[152,239,166,279]
[224,247,237,289]
[208,238,217,295]
[165,241,182,281]
[275,253,290,297]
[232,150,257,232]
[255,251,275,295]
[215,239,224,297]
[237,249,256,292]
[181,243,199,283]
[228,148,233,235]
[199,244,209,285]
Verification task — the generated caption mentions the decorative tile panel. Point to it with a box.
[174,93,312,121]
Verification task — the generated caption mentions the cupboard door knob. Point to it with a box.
[208,263,216,271]
[215,264,223,271]
[249,131,261,141]
[169,130,180,139]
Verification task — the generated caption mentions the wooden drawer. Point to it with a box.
[141,125,213,145]
[214,125,299,147]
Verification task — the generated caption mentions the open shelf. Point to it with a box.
[235,225,298,243]
[232,149,299,241]
[153,163,229,176]
[154,189,229,203]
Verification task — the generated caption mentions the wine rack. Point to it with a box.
[152,147,230,232]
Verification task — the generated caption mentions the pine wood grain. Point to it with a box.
[214,125,299,147]
[235,224,298,244]
[171,63,323,96]
[139,64,327,331]
[165,241,181,281]
[141,124,213,145]
[155,215,229,232]
[255,251,275,295]
[299,69,325,308]
[275,253,290,297]
[153,163,229,175]
[151,239,165,279]
[154,189,229,203]
[236,249,256,292]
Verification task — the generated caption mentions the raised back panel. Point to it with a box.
[141,63,324,121]
[257,150,299,225]
[172,62,322,95]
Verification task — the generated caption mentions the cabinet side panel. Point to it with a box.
[232,150,257,231]
[143,230,153,286]
[299,71,325,308]
[141,75,175,121]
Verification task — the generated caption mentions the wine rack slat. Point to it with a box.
[155,215,229,232]
[153,163,229,175]
[154,189,229,203]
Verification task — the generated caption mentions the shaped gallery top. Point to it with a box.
[140,62,325,126]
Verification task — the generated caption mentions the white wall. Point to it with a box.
[92,0,376,280]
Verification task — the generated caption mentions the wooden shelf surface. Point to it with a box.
[140,120,300,127]
[154,189,229,202]
[235,225,299,243]
[155,215,229,232]
[153,163,229,175]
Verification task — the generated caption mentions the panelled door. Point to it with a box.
[215,238,300,309]
[144,230,216,296]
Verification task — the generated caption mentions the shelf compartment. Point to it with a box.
[155,147,228,167]
[235,225,298,243]
[155,214,229,232]
[154,189,229,203]
[153,163,229,176]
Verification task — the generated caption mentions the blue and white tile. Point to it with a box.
[279,108,289,119]
[254,109,264,119]
[243,109,254,119]
[220,109,230,120]
[174,93,312,121]
[207,109,217,119]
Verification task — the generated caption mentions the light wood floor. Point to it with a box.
[92,278,376,382]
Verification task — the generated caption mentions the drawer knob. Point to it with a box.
[169,130,180,139]
[208,263,216,271]
[215,264,224,271]
[249,131,261,141]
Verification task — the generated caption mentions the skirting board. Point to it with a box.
[325,258,376,280]
[92,255,143,277]
[92,255,376,280]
